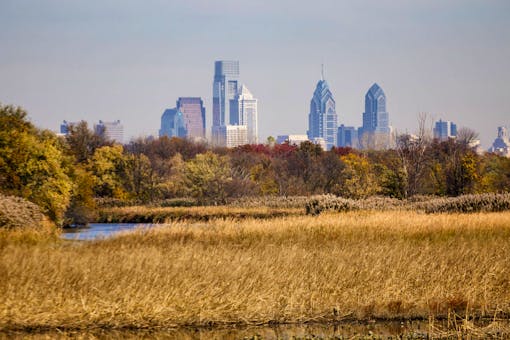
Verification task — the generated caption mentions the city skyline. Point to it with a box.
[1,1,509,148]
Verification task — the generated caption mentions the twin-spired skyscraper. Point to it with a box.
[308,74,392,150]
[212,60,258,147]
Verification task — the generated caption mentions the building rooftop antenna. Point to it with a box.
[321,63,325,81]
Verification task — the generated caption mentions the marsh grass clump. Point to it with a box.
[422,193,510,213]
[98,205,302,223]
[305,195,359,215]
[229,196,312,209]
[0,194,45,229]
[0,194,59,245]
[305,195,410,215]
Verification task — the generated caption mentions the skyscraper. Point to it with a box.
[159,108,178,138]
[433,119,457,141]
[231,85,258,144]
[176,97,206,140]
[159,98,206,140]
[337,124,359,148]
[307,72,337,150]
[488,126,510,157]
[212,60,239,130]
[359,83,392,149]
[362,83,390,134]
[211,60,258,146]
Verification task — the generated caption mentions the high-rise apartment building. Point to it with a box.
[307,75,337,150]
[231,85,258,144]
[94,120,124,143]
[433,119,457,141]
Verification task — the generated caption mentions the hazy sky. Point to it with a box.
[1,0,509,148]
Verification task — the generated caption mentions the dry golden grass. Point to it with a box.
[98,205,303,223]
[1,211,510,331]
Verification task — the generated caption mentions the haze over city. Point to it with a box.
[1,0,509,148]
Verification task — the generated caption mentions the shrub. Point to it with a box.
[228,196,311,209]
[422,193,510,213]
[0,194,46,229]
[159,198,198,207]
[305,195,360,215]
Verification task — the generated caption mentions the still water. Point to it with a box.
[61,223,154,240]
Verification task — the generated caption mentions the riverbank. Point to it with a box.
[1,211,510,333]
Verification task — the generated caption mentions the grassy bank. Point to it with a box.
[1,211,510,331]
[97,205,303,223]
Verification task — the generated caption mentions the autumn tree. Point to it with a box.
[87,145,128,199]
[0,104,72,225]
[338,153,379,198]
[65,121,111,163]
[184,152,232,204]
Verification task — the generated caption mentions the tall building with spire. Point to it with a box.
[307,67,337,150]
[359,83,392,149]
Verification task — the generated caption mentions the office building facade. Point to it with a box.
[433,119,457,141]
[231,85,258,144]
[159,98,206,140]
[217,125,248,148]
[488,126,510,157]
[307,78,337,150]
[213,61,239,127]
[94,120,124,143]
[211,60,258,146]
[176,97,206,140]
[337,125,359,148]
[359,83,392,149]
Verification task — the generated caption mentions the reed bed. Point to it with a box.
[1,211,510,332]
[97,205,303,223]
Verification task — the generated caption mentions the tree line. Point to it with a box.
[1,104,509,226]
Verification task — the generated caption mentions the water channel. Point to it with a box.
[61,223,155,240]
